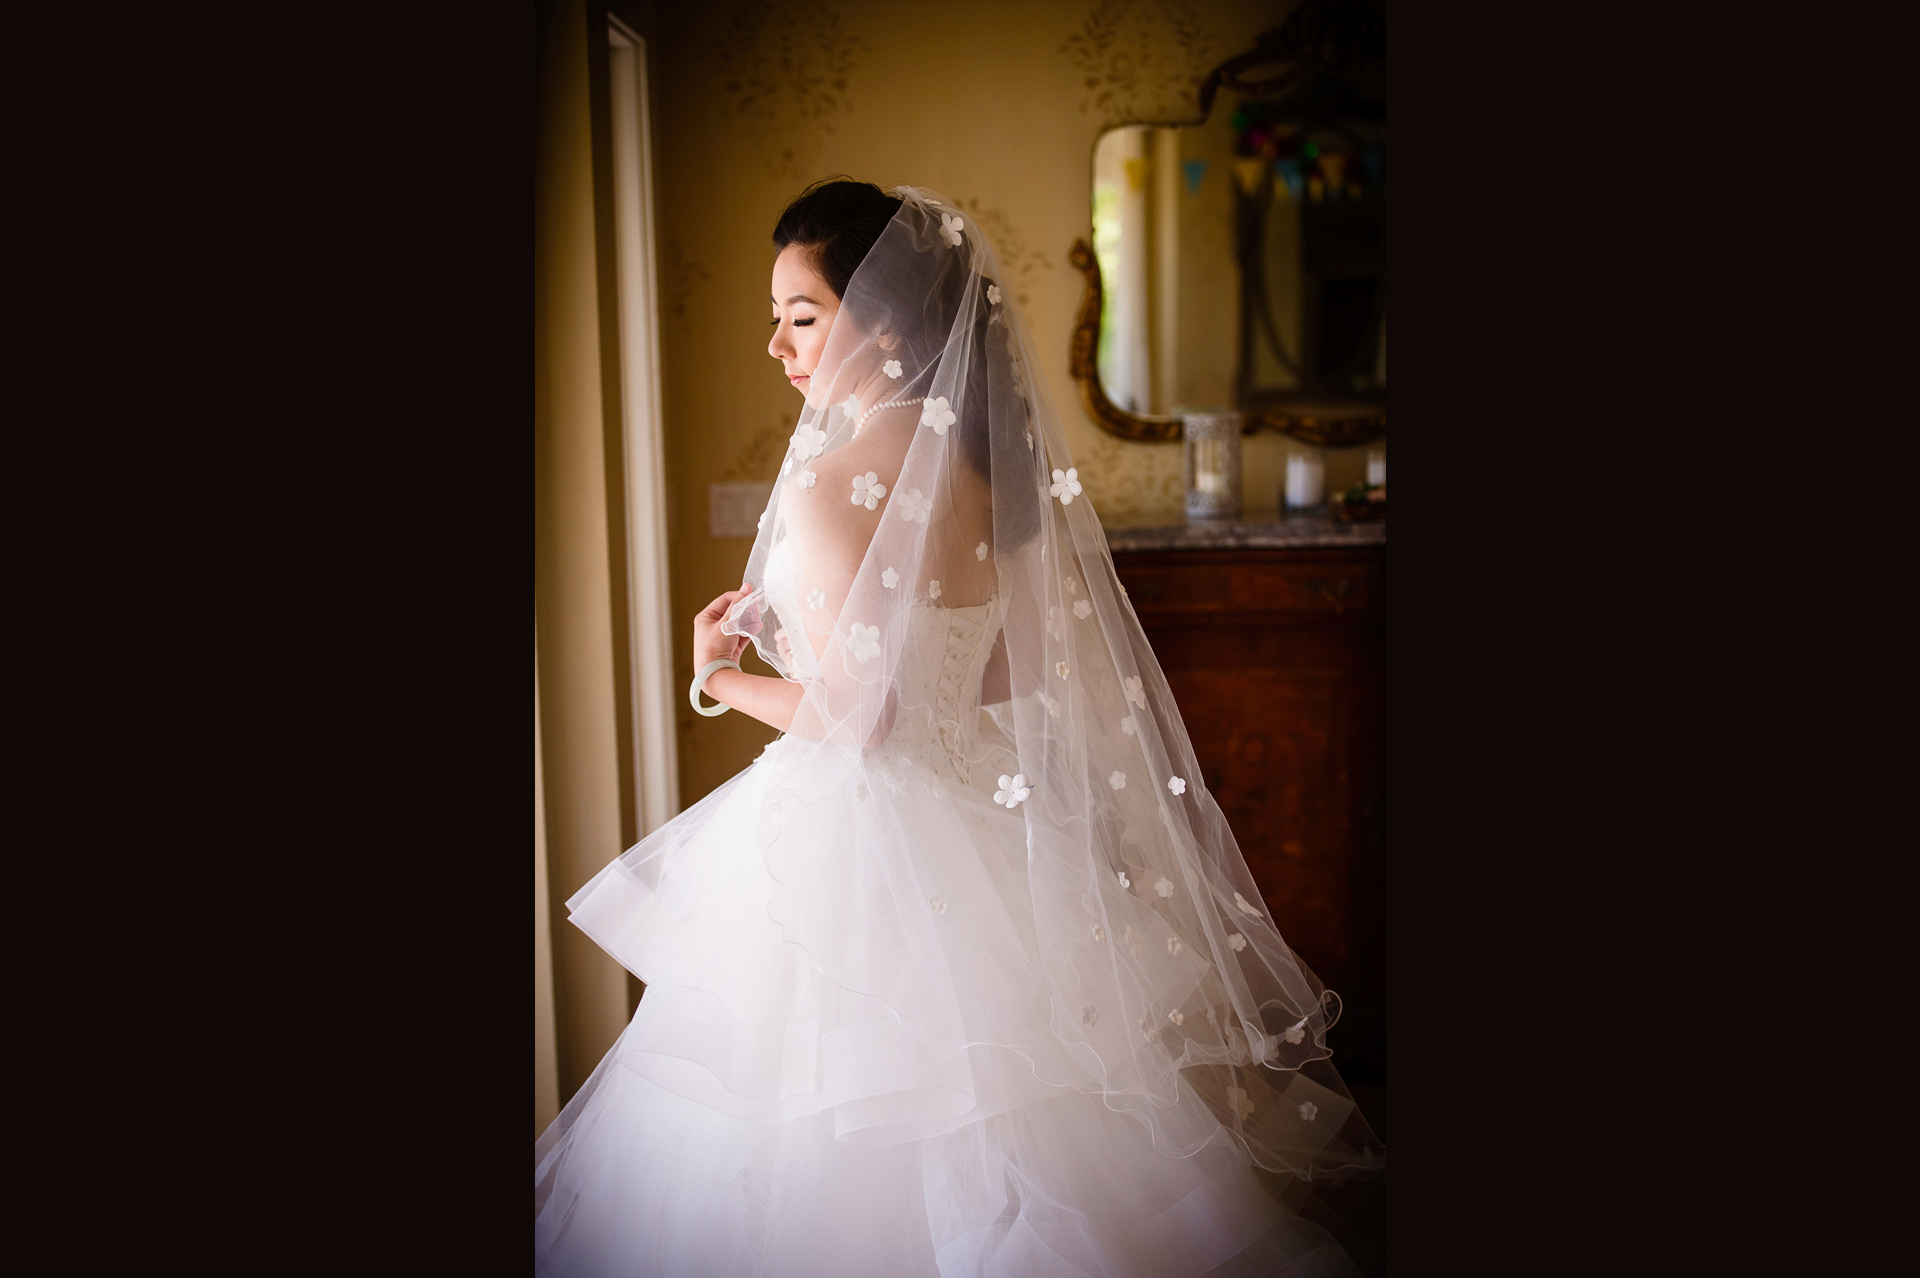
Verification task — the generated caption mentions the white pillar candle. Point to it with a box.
[1285,454,1325,508]
[1367,450,1386,487]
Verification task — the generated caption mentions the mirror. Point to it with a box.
[1069,1,1385,445]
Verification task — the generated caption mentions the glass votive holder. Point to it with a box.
[1284,450,1326,511]
[1366,447,1386,487]
[1182,411,1243,521]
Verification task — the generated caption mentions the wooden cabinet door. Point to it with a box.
[1112,548,1384,1006]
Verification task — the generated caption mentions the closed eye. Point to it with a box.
[770,317,816,327]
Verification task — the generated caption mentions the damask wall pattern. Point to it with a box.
[957,197,1056,313]
[716,417,794,485]
[661,239,711,324]
[706,3,868,180]
[1082,432,1187,520]
[1059,0,1224,126]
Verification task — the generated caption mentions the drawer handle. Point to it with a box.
[1308,578,1355,608]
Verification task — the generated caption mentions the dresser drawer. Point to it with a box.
[1106,543,1385,1009]
[1113,551,1378,616]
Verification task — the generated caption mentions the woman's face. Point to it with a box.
[768,245,840,409]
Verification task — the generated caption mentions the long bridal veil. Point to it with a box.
[689,186,1384,1183]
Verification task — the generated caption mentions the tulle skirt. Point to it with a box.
[536,733,1362,1277]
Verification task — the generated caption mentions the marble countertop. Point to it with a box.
[1101,512,1385,552]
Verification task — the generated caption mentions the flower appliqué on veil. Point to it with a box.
[920,397,955,435]
[896,488,932,523]
[975,542,989,561]
[1091,923,1107,943]
[1048,607,1064,640]
[1050,468,1082,505]
[883,359,903,379]
[929,580,942,599]
[1124,676,1147,709]
[1047,697,1061,717]
[1116,871,1129,890]
[1073,599,1092,620]
[1228,932,1247,952]
[1298,1102,1319,1122]
[790,423,827,460]
[939,213,965,247]
[848,623,881,664]
[798,469,817,489]
[1124,925,1144,959]
[806,589,826,610]
[1056,662,1071,679]
[1283,1021,1307,1045]
[1233,891,1262,917]
[1167,1009,1184,1026]
[1167,776,1187,795]
[841,393,862,418]
[1227,1087,1255,1121]
[1081,1004,1098,1027]
[1166,936,1184,956]
[1065,576,1077,595]
[987,283,1002,305]
[851,472,887,510]
[882,568,899,589]
[929,896,947,914]
[994,773,1030,808]
[1121,716,1137,736]
[1108,771,1126,790]
[1155,877,1174,898]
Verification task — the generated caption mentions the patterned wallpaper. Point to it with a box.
[1060,0,1226,125]
[706,6,869,180]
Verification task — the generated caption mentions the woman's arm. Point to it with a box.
[694,587,804,733]
[695,575,902,746]
[703,665,803,733]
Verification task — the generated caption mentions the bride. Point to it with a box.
[536,179,1383,1277]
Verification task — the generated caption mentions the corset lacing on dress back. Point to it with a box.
[763,538,1009,789]
[896,593,1005,788]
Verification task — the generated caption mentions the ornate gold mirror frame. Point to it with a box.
[1069,0,1387,446]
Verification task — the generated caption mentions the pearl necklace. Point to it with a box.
[855,396,924,432]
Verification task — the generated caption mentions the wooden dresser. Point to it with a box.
[1108,519,1385,1064]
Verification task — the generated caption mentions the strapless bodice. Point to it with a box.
[762,539,1009,787]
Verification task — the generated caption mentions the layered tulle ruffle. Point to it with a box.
[539,736,1369,1275]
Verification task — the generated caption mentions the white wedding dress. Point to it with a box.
[534,539,1362,1278]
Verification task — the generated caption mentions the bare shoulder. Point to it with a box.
[793,422,906,500]
[783,454,884,566]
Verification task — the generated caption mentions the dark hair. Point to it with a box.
[771,177,903,301]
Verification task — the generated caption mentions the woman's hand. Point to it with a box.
[689,580,805,734]
[694,586,751,671]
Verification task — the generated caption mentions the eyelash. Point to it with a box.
[771,318,814,327]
